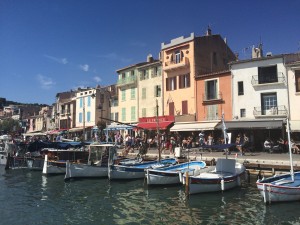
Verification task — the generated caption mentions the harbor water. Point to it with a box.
[1,167,300,225]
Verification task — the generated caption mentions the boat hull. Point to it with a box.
[65,161,108,180]
[42,155,66,175]
[256,172,300,203]
[146,161,206,185]
[109,158,177,180]
[185,160,246,194]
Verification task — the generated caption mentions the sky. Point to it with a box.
[1,0,300,105]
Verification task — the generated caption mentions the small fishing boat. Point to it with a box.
[64,143,117,180]
[108,158,176,180]
[256,118,300,203]
[145,161,206,185]
[42,148,89,175]
[183,158,246,194]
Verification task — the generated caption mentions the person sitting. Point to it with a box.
[291,139,300,154]
[263,139,272,152]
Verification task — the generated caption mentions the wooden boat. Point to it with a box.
[64,143,118,180]
[256,118,300,203]
[183,158,246,194]
[108,158,177,180]
[42,148,89,175]
[145,161,206,185]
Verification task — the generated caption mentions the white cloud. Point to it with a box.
[79,64,89,72]
[37,74,56,89]
[93,76,102,83]
[44,54,68,64]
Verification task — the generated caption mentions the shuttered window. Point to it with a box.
[182,101,188,115]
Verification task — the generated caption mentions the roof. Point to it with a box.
[116,62,148,73]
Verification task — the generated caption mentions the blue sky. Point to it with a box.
[1,0,299,105]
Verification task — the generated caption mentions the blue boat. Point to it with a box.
[108,158,176,180]
[146,161,206,185]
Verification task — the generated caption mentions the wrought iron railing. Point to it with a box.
[253,105,287,116]
[251,72,285,85]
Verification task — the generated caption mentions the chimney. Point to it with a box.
[147,54,153,63]
[206,26,212,36]
[252,44,263,59]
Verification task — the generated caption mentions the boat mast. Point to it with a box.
[156,99,161,162]
[286,117,294,181]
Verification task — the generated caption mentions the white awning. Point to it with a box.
[170,121,220,132]
[290,120,300,132]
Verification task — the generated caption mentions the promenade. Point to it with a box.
[118,147,300,175]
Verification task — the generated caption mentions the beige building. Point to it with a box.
[285,54,300,133]
[137,55,163,118]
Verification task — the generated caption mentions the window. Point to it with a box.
[80,98,83,108]
[240,109,246,118]
[142,108,146,117]
[206,105,218,120]
[258,65,278,84]
[296,70,300,92]
[131,70,134,76]
[87,111,91,122]
[87,96,91,107]
[140,70,147,80]
[79,112,82,123]
[115,112,119,122]
[261,93,277,115]
[238,81,244,95]
[179,74,190,89]
[131,88,135,99]
[154,85,161,97]
[166,77,177,91]
[61,105,65,114]
[205,79,218,100]
[142,88,146,99]
[131,106,136,121]
[121,89,126,101]
[122,108,126,121]
[169,102,174,116]
[121,73,125,79]
[175,50,181,63]
[110,113,114,120]
[153,67,158,77]
[182,101,188,115]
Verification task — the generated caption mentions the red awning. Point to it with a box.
[136,121,173,130]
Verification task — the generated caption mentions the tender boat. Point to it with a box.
[108,158,176,180]
[256,118,300,203]
[183,158,246,194]
[42,148,89,175]
[64,143,117,180]
[146,161,206,185]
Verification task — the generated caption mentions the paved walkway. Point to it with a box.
[118,147,300,167]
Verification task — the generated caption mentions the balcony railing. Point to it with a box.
[253,105,288,117]
[117,75,137,86]
[203,92,223,102]
[164,57,189,71]
[251,72,285,86]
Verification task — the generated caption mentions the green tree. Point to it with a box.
[0,118,21,134]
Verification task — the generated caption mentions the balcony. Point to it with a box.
[164,57,189,72]
[253,105,288,118]
[251,73,285,86]
[202,92,223,104]
[116,75,137,87]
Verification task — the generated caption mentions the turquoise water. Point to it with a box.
[1,167,300,225]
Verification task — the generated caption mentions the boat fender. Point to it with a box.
[221,179,225,191]
[146,169,150,185]
[182,174,186,185]
[179,172,183,183]
[237,176,241,186]
[263,184,267,204]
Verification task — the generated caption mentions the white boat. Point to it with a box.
[108,158,177,180]
[183,158,246,194]
[42,148,89,175]
[256,118,300,203]
[64,143,117,180]
[146,161,206,185]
